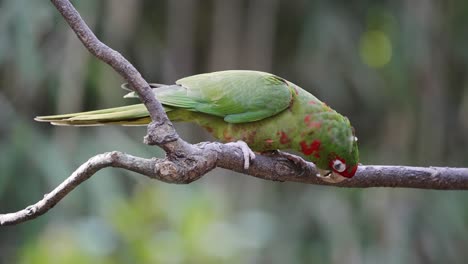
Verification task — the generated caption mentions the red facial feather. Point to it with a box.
[329,157,358,178]
[340,164,358,178]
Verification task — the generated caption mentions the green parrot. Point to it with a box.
[35,70,359,182]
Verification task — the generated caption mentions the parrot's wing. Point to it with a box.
[124,70,294,123]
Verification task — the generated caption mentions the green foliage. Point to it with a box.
[17,184,270,263]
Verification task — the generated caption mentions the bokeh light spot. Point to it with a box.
[360,30,392,68]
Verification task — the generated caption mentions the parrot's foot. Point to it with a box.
[263,151,347,183]
[316,170,347,183]
[226,140,256,170]
[263,150,310,171]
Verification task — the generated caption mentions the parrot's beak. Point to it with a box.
[316,170,348,183]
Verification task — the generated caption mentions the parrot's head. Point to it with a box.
[322,133,359,183]
[300,116,359,183]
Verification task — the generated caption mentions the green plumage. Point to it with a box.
[36,70,359,178]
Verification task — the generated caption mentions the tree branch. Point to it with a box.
[1,146,467,225]
[1,0,467,226]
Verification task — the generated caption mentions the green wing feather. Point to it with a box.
[125,70,294,123]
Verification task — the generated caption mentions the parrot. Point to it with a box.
[35,70,359,183]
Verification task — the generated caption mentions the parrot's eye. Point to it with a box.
[332,159,346,172]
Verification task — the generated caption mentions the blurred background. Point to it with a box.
[1,0,468,263]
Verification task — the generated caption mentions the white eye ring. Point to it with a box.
[332,159,346,172]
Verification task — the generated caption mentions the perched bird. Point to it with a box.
[36,70,359,183]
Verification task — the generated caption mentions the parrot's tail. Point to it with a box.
[35,104,172,126]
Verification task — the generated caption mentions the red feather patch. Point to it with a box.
[300,140,321,158]
[278,131,291,144]
[304,115,321,129]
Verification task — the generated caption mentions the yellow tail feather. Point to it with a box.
[35,104,170,126]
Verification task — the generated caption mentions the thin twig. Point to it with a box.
[50,0,161,122]
[0,152,151,225]
[50,0,181,147]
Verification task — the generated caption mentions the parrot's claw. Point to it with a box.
[226,140,256,170]
[265,150,310,171]
[263,151,311,176]
[316,170,347,183]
